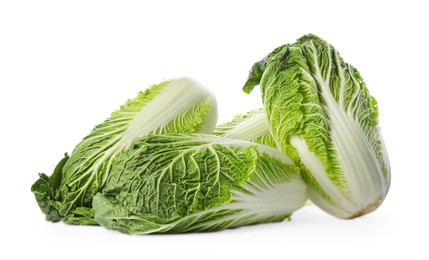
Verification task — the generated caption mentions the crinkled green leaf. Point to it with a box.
[31,154,69,222]
[94,134,307,234]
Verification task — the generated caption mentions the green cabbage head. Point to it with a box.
[243,34,390,218]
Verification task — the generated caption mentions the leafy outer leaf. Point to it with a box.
[93,134,307,234]
[244,34,390,218]
[31,173,61,222]
[31,154,69,222]
[243,44,289,94]
[214,109,277,148]
[62,207,98,225]
[32,77,218,222]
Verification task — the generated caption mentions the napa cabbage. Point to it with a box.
[93,134,307,234]
[243,34,390,218]
[31,77,218,224]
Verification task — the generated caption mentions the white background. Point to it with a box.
[1,0,427,259]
